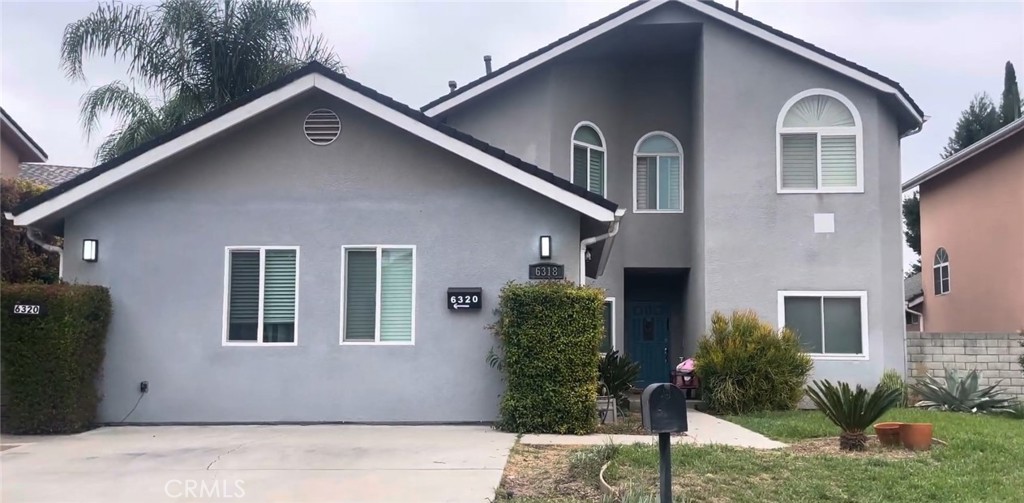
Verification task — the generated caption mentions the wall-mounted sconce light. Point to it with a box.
[83,239,98,262]
[539,235,552,260]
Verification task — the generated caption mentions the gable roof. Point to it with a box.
[420,0,924,126]
[12,63,619,226]
[1,107,47,162]
[902,117,1024,191]
[19,164,92,188]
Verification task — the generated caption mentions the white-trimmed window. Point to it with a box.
[778,291,867,359]
[933,247,950,295]
[223,247,299,345]
[572,122,606,196]
[341,246,416,344]
[777,89,863,193]
[601,297,616,353]
[634,132,683,212]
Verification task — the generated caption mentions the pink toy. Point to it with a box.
[676,358,695,373]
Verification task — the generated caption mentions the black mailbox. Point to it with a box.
[641,383,688,433]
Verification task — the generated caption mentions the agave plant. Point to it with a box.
[909,368,1017,414]
[806,380,902,451]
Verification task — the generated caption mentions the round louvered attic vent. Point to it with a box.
[303,108,341,145]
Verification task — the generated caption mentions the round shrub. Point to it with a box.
[695,310,813,415]
[491,281,604,434]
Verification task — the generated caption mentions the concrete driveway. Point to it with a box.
[1,425,516,502]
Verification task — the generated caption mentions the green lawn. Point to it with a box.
[601,409,1024,502]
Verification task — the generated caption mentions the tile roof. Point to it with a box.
[905,272,923,302]
[19,163,91,188]
[14,62,618,216]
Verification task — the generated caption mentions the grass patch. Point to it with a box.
[499,409,1024,502]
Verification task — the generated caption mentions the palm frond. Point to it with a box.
[806,379,901,433]
[60,2,167,85]
[79,81,160,139]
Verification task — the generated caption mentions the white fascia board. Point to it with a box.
[15,72,615,225]
[1,114,47,162]
[423,0,922,126]
[313,77,616,222]
[902,117,1024,191]
[422,0,670,116]
[13,75,318,227]
[681,0,922,125]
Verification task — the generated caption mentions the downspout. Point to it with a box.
[578,210,625,286]
[26,225,64,280]
[905,302,924,332]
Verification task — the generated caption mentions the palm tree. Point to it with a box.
[62,0,342,162]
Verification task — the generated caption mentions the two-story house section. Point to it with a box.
[10,0,923,424]
[425,0,923,388]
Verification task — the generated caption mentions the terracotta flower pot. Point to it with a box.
[899,422,933,451]
[874,422,903,447]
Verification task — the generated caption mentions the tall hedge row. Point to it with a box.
[492,281,604,434]
[1,178,60,284]
[1,284,111,433]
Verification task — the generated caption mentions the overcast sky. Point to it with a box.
[3,0,1023,266]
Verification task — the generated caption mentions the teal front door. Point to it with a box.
[627,302,671,387]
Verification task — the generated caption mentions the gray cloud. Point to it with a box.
[4,0,1022,268]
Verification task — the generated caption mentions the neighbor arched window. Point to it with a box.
[634,132,683,212]
[777,89,863,193]
[572,122,606,196]
[933,248,950,295]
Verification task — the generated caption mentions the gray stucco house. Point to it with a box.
[10,0,922,423]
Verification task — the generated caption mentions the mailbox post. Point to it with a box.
[641,383,688,503]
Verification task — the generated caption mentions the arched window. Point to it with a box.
[933,248,950,295]
[572,122,606,196]
[777,89,863,193]
[634,132,683,212]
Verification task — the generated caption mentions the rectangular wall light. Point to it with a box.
[539,235,552,260]
[83,239,98,262]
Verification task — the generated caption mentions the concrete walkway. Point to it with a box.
[1,425,516,502]
[519,410,786,449]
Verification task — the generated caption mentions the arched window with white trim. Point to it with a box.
[634,132,683,212]
[777,89,863,193]
[572,122,606,196]
[933,247,950,295]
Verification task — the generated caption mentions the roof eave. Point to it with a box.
[1,110,48,162]
[902,117,1024,191]
[421,0,924,127]
[12,67,618,226]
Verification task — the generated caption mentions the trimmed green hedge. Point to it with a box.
[1,284,111,433]
[491,281,604,434]
[695,310,813,415]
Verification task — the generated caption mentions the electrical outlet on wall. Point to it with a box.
[140,381,149,393]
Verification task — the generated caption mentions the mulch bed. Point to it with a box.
[497,444,603,501]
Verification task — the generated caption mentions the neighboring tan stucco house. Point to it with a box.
[902,117,1024,333]
[9,0,923,423]
[1,107,47,179]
